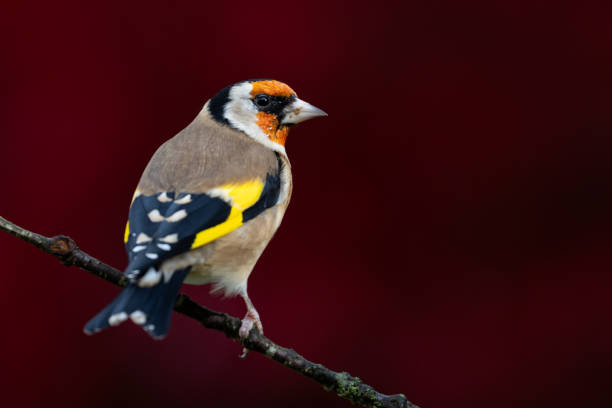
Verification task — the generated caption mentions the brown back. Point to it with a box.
[137,109,279,195]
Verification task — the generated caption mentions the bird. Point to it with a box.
[84,79,326,341]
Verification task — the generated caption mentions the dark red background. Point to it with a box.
[2,1,612,407]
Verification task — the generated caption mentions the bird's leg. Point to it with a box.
[239,292,263,339]
[238,288,263,358]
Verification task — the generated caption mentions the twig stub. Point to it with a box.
[49,235,76,256]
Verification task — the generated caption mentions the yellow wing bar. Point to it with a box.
[123,190,142,243]
[124,221,130,244]
[190,179,264,249]
[123,180,265,249]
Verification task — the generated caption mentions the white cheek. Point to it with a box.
[225,83,259,130]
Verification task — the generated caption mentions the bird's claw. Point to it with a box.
[239,309,263,339]
[238,309,263,358]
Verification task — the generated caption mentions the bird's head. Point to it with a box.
[206,79,327,154]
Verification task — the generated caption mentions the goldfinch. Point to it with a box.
[84,79,326,340]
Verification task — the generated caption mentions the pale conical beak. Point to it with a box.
[281,98,328,125]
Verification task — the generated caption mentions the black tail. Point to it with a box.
[84,268,190,339]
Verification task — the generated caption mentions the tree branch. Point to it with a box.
[0,215,419,408]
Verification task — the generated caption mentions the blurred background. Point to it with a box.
[2,1,612,407]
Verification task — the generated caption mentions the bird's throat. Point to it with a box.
[256,112,290,146]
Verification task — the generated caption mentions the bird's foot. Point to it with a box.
[238,308,263,358]
[239,308,263,339]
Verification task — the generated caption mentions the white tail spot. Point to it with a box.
[157,243,171,251]
[109,312,128,326]
[132,245,146,253]
[145,253,159,260]
[130,311,147,325]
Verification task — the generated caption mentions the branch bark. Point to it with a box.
[0,215,419,408]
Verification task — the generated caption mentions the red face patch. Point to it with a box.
[256,112,290,146]
[250,80,297,98]
[251,80,295,146]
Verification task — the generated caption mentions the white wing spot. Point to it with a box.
[174,194,192,204]
[136,233,152,243]
[130,311,147,325]
[157,192,172,202]
[166,209,187,222]
[145,253,159,260]
[157,243,171,251]
[139,267,161,287]
[159,233,178,243]
[132,245,146,253]
[109,312,128,326]
[148,209,165,222]
[208,187,233,205]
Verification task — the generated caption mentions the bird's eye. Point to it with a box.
[253,95,271,107]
